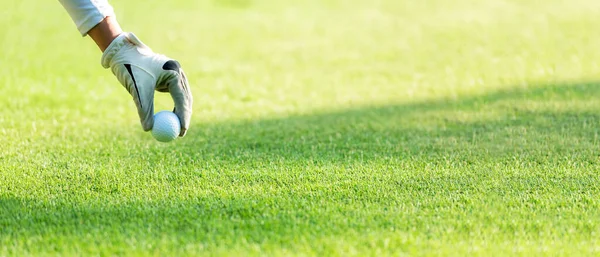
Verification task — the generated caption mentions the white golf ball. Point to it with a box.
[151,111,181,142]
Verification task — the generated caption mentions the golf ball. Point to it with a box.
[151,111,181,142]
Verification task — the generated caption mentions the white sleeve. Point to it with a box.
[59,0,116,36]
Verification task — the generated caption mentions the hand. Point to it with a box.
[101,32,193,136]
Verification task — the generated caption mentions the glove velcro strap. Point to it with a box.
[101,33,130,69]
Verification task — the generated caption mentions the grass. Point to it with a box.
[1,0,600,256]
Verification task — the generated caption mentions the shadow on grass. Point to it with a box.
[2,81,600,252]
[180,80,600,165]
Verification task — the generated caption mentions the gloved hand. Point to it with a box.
[101,32,193,136]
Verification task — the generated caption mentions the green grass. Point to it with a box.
[2,0,600,256]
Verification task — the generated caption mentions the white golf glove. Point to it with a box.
[101,32,193,136]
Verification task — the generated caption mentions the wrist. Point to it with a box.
[101,33,129,68]
[88,16,123,52]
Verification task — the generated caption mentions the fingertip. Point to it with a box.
[172,109,189,137]
[179,128,187,137]
[142,117,154,132]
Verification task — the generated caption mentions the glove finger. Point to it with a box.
[138,92,156,132]
[123,64,156,131]
[162,60,193,137]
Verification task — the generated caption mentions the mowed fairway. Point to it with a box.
[2,0,600,256]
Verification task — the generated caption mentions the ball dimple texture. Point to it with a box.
[151,111,181,142]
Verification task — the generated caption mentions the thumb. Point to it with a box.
[161,61,193,137]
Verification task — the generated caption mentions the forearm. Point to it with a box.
[59,0,122,52]
[58,0,116,36]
